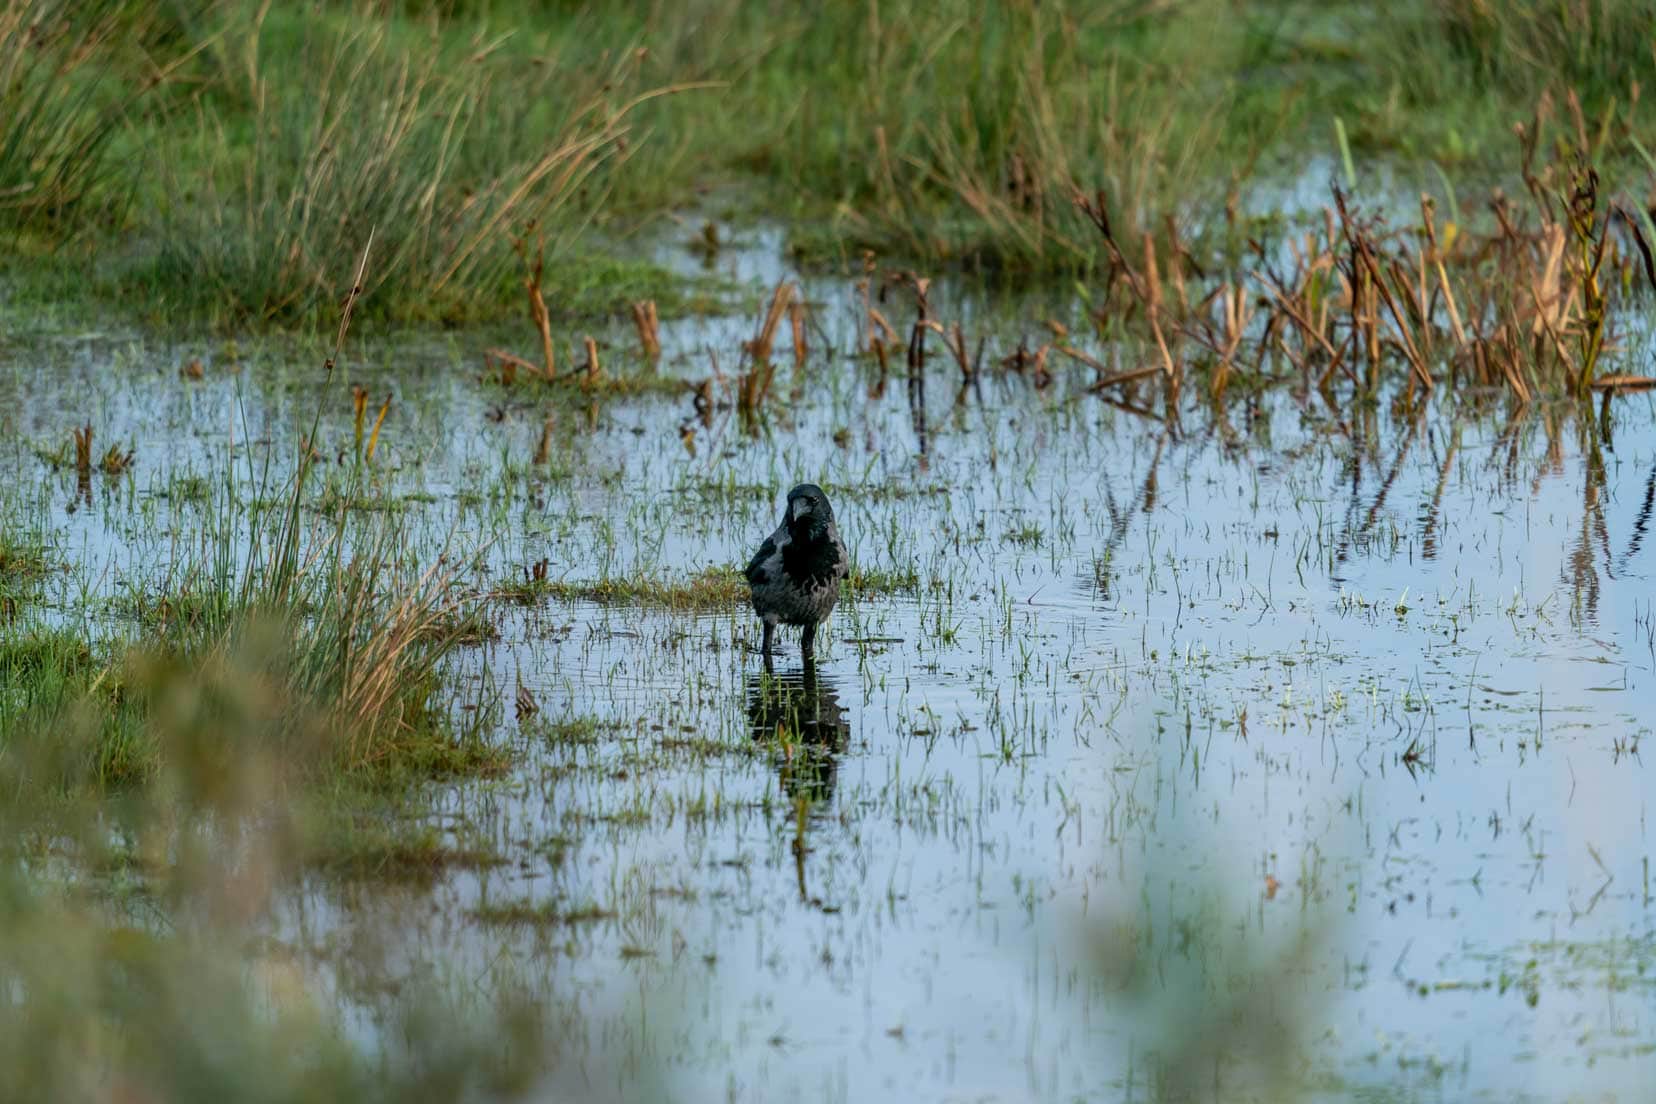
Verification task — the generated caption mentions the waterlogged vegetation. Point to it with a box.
[2,0,1656,1101]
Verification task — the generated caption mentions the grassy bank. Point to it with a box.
[2,0,1653,326]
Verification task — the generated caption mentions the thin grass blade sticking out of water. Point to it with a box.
[271,230,374,608]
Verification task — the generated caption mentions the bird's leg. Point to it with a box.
[762,622,776,671]
[800,621,817,663]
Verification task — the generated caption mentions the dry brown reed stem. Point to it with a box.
[858,276,875,353]
[526,258,555,379]
[868,308,899,346]
[484,349,536,385]
[1420,196,1467,347]
[1073,191,1182,396]
[351,385,368,454]
[904,277,931,372]
[73,424,92,479]
[1261,277,1343,369]
[100,442,134,476]
[1210,283,1252,398]
[1055,342,1107,378]
[1335,187,1432,394]
[632,300,660,360]
[1030,344,1052,389]
[748,280,796,362]
[365,395,390,463]
[1142,231,1163,316]
[731,281,806,418]
[1165,215,1192,313]
[944,322,973,380]
[1148,310,1177,385]
[1530,223,1571,335]
[533,414,553,465]
[1086,363,1162,392]
[789,300,807,369]
[1590,374,1656,392]
[737,351,776,418]
[582,336,601,385]
[1526,235,1579,379]
[1494,333,1534,403]
[1000,339,1054,389]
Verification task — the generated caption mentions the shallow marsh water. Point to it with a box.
[2,225,1654,1102]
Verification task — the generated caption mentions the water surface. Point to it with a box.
[2,225,1653,1102]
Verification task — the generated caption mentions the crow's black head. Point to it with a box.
[785,484,834,534]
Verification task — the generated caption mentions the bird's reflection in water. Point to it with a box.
[746,662,850,910]
[747,662,849,804]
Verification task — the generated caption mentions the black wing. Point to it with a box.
[744,537,776,584]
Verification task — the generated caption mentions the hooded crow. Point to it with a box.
[744,483,848,665]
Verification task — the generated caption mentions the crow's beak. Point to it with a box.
[791,497,812,522]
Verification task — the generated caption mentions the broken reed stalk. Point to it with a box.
[1144,234,1180,402]
[1003,339,1051,382]
[1420,196,1467,347]
[733,280,801,418]
[905,277,931,377]
[99,443,133,476]
[526,254,555,379]
[1073,190,1183,398]
[1335,186,1432,394]
[1210,283,1251,398]
[582,336,602,386]
[1030,343,1051,389]
[1054,341,1098,369]
[484,349,536,385]
[632,300,660,360]
[73,424,92,480]
[748,280,796,363]
[868,308,898,347]
[737,355,776,417]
